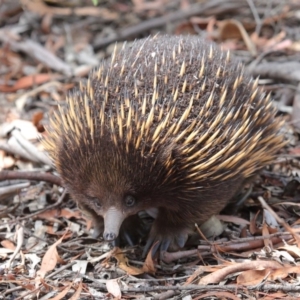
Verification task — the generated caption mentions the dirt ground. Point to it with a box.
[1,0,300,299]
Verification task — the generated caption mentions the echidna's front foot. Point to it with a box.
[142,226,188,258]
[118,214,152,246]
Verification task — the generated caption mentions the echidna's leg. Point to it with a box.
[143,228,189,258]
[118,214,152,246]
[142,208,189,258]
[143,234,160,257]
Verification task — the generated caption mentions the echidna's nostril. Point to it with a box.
[103,232,117,241]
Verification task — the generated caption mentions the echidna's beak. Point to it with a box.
[103,207,125,241]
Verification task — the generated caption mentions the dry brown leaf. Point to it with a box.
[45,226,57,235]
[185,265,222,285]
[48,282,73,300]
[237,269,270,285]
[199,260,282,284]
[289,147,300,155]
[32,111,44,126]
[36,208,82,220]
[249,210,261,235]
[278,244,300,258]
[237,265,300,283]
[194,291,241,300]
[264,31,287,49]
[271,39,293,51]
[261,293,288,300]
[289,41,300,52]
[262,223,272,248]
[270,266,300,280]
[0,150,15,170]
[68,281,83,300]
[18,282,36,291]
[36,231,68,281]
[240,226,249,238]
[113,248,144,276]
[217,19,256,55]
[142,243,157,274]
[1,240,16,250]
[251,31,290,52]
[0,74,59,92]
[20,0,118,19]
[32,111,45,133]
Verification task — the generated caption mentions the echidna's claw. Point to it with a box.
[160,239,171,254]
[122,231,134,246]
[143,230,188,259]
[142,235,156,258]
[176,234,188,248]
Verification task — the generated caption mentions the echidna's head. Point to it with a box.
[54,134,179,241]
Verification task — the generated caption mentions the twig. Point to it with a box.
[246,0,262,35]
[11,129,52,165]
[92,282,300,293]
[0,170,62,186]
[153,290,179,300]
[17,189,67,221]
[0,140,38,162]
[46,261,77,279]
[94,0,248,49]
[258,196,300,245]
[0,182,30,199]
[0,30,72,76]
[162,228,300,263]
[6,225,24,269]
[248,61,300,82]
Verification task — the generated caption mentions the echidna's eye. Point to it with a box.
[86,196,102,209]
[94,201,102,209]
[124,195,135,207]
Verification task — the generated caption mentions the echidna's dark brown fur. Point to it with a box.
[44,35,285,254]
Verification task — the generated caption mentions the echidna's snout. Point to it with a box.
[103,207,126,241]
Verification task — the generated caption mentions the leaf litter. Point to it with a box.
[1,0,300,299]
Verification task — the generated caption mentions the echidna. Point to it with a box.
[44,35,285,255]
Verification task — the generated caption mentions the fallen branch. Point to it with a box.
[0,170,62,186]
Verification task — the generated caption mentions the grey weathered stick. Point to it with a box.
[94,0,248,49]
[0,30,72,76]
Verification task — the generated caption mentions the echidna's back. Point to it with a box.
[45,35,284,188]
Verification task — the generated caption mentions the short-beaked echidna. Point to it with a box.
[44,35,285,254]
